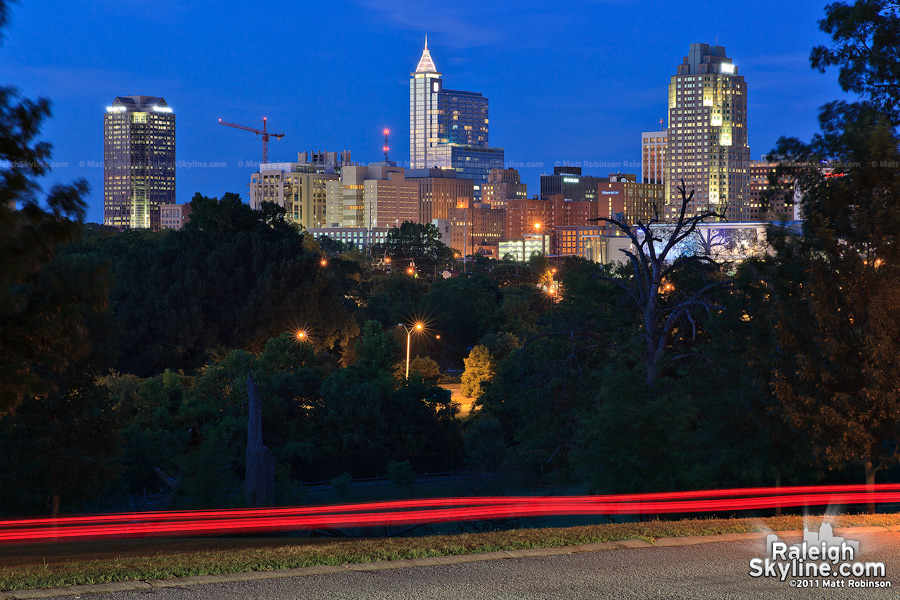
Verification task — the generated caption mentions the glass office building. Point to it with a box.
[409,38,503,199]
[104,95,175,230]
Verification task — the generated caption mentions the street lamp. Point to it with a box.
[296,329,308,341]
[534,222,545,257]
[320,258,328,267]
[399,321,424,379]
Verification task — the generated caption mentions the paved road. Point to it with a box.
[54,532,900,600]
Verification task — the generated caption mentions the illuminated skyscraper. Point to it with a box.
[664,44,749,221]
[103,95,175,230]
[409,37,503,199]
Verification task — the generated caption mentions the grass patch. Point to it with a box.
[3,512,900,591]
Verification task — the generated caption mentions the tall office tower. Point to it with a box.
[481,168,527,208]
[410,37,442,169]
[540,166,602,203]
[664,44,749,221]
[104,95,175,230]
[409,38,504,199]
[642,130,667,185]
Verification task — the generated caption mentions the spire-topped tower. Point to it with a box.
[415,35,438,74]
[410,35,443,169]
[409,38,503,197]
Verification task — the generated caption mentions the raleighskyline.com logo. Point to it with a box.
[749,522,890,589]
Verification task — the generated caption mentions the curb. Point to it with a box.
[1,525,896,599]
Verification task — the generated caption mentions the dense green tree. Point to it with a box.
[360,273,429,328]
[66,193,359,376]
[463,416,507,474]
[0,78,105,414]
[0,364,120,515]
[762,4,900,497]
[379,221,453,275]
[461,345,495,400]
[402,356,441,381]
[811,0,900,123]
[422,274,501,365]
[764,108,900,493]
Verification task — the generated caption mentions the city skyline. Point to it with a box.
[1,0,848,224]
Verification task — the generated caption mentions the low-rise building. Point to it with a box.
[306,227,391,251]
[159,203,192,230]
[499,233,551,262]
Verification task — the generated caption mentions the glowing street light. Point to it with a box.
[534,222,546,256]
[320,258,328,267]
[399,322,424,379]
[296,329,308,341]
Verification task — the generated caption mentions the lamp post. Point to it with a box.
[399,322,424,379]
[534,222,545,257]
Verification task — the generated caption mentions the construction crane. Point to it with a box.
[218,117,284,165]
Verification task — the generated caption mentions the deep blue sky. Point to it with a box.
[2,0,849,224]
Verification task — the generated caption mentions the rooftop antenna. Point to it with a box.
[383,128,390,162]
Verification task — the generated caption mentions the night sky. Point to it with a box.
[1,0,849,224]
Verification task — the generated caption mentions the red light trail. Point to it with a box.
[1,484,897,544]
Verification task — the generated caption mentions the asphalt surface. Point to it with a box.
[46,531,900,600]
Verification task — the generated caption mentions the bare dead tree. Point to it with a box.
[588,180,733,385]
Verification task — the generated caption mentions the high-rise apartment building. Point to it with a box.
[642,130,667,185]
[409,38,504,199]
[481,168,527,208]
[664,44,750,221]
[104,95,176,230]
